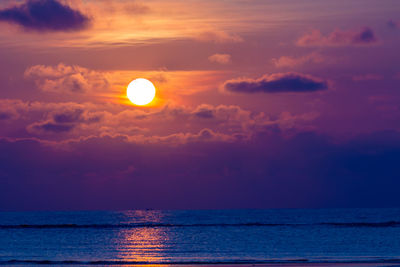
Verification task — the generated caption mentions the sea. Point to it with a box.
[0,208,400,265]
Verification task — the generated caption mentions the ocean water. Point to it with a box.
[0,208,400,265]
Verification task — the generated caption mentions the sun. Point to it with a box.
[127,78,156,106]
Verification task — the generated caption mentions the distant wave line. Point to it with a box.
[0,221,399,229]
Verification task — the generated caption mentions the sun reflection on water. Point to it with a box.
[114,210,171,265]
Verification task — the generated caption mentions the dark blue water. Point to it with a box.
[0,209,400,265]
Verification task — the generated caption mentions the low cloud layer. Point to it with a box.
[0,0,89,32]
[223,73,328,94]
[272,52,325,68]
[297,27,378,46]
[0,98,318,145]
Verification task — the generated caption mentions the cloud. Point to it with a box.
[0,100,108,137]
[0,0,89,32]
[208,53,231,64]
[25,63,110,93]
[131,128,236,144]
[27,105,104,134]
[272,52,325,68]
[192,104,215,119]
[223,73,328,94]
[297,27,378,46]
[0,101,20,120]
[29,121,75,133]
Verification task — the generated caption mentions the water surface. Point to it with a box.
[0,209,400,265]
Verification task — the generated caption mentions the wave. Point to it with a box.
[0,221,399,229]
[2,258,400,265]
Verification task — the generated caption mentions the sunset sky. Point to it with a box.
[1,0,400,210]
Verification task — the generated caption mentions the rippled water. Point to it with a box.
[0,209,400,265]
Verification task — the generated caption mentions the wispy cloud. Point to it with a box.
[272,52,325,68]
[297,27,378,46]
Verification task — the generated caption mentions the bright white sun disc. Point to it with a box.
[127,78,156,106]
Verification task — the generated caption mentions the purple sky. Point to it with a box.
[0,0,400,210]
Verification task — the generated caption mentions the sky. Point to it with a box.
[0,0,400,211]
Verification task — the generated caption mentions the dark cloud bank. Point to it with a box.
[223,73,328,94]
[1,130,400,210]
[0,0,89,31]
